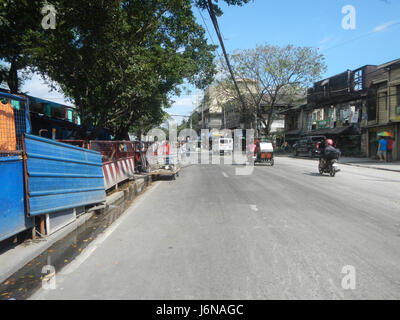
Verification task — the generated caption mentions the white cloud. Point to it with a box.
[21,72,73,106]
[318,36,332,50]
[169,91,203,112]
[319,36,330,45]
[373,20,397,33]
[171,96,197,108]
[164,92,204,123]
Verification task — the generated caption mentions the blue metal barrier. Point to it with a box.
[0,157,34,241]
[0,92,33,241]
[24,134,106,216]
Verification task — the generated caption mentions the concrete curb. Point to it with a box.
[340,163,400,173]
[276,155,400,173]
[0,210,95,284]
[0,176,151,284]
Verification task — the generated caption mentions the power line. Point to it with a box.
[167,114,191,117]
[197,7,225,63]
[320,22,400,53]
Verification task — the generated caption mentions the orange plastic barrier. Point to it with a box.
[0,100,16,152]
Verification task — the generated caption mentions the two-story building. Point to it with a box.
[305,65,384,156]
[364,58,400,160]
[281,63,391,156]
[200,80,299,140]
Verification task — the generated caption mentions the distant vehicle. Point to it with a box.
[253,142,274,166]
[213,138,233,155]
[293,136,326,158]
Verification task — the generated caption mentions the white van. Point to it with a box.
[213,138,233,155]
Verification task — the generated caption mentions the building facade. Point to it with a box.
[281,60,400,158]
[364,59,400,160]
[200,81,297,138]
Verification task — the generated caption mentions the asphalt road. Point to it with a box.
[32,156,400,299]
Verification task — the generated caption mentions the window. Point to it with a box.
[354,70,363,91]
[367,94,377,122]
[396,86,400,115]
[397,85,400,106]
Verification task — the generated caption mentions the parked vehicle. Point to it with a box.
[293,136,326,158]
[213,138,233,155]
[253,141,274,166]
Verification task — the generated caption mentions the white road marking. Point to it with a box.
[222,172,229,178]
[250,205,258,212]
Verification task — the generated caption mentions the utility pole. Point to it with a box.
[202,102,204,129]
[205,0,247,114]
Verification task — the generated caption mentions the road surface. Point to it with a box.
[32,156,400,299]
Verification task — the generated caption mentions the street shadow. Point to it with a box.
[303,172,332,177]
[151,175,177,181]
[0,229,33,256]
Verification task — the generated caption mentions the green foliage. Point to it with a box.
[194,0,252,16]
[0,0,44,92]
[1,0,250,139]
[218,44,327,135]
[177,111,200,133]
[25,0,217,139]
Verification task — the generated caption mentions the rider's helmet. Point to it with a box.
[325,139,333,146]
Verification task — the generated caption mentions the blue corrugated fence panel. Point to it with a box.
[0,158,34,241]
[24,134,106,216]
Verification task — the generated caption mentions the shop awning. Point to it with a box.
[284,129,302,136]
[305,126,351,136]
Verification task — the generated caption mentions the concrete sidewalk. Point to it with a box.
[0,177,147,285]
[277,154,400,173]
[339,157,400,173]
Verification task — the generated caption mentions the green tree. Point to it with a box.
[195,0,252,116]
[27,0,217,139]
[0,0,43,92]
[218,44,326,135]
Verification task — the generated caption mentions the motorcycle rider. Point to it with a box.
[319,139,341,168]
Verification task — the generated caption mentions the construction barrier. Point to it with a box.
[0,92,33,241]
[24,134,106,216]
[89,141,137,190]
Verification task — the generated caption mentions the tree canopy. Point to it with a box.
[0,0,252,139]
[194,0,251,16]
[26,0,218,139]
[217,44,327,135]
[0,0,44,92]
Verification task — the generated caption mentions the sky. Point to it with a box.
[20,0,400,122]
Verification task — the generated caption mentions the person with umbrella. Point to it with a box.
[377,132,392,162]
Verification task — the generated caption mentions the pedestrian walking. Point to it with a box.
[387,137,393,162]
[377,137,387,162]
[282,141,289,152]
[162,139,170,165]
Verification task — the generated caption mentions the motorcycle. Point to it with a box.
[318,158,340,177]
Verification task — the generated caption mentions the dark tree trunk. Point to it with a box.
[7,59,19,93]
[264,107,274,136]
